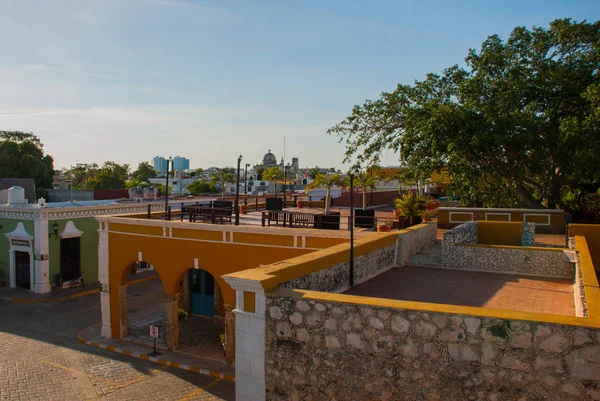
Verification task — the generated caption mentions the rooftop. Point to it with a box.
[345,265,575,316]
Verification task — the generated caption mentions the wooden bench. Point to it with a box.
[181,204,233,224]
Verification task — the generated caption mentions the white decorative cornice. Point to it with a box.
[222,276,265,293]
[59,221,84,239]
[4,222,34,241]
[0,203,163,221]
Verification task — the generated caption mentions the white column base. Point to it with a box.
[234,310,265,401]
[34,260,51,293]
[100,291,112,338]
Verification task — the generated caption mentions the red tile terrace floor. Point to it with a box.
[345,266,575,316]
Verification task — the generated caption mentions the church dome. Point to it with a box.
[263,150,277,167]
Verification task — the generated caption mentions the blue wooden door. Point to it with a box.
[189,269,215,317]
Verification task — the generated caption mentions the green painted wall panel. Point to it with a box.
[48,217,99,286]
[0,218,35,285]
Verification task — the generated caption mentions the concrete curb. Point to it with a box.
[77,326,235,382]
[2,276,159,303]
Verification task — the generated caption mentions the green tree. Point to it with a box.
[263,166,284,198]
[131,162,156,182]
[187,179,217,195]
[308,167,320,180]
[329,19,600,209]
[68,162,129,190]
[0,131,54,190]
[209,167,235,200]
[354,172,378,210]
[305,173,344,214]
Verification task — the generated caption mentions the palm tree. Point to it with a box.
[305,173,343,214]
[389,168,419,194]
[209,167,235,200]
[263,166,284,198]
[354,172,378,210]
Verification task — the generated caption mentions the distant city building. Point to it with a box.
[152,156,168,173]
[172,156,190,172]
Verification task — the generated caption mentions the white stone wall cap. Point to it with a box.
[439,207,564,213]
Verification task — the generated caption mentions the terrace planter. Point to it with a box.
[377,224,391,232]
[240,205,249,214]
[355,210,376,229]
[296,200,304,208]
[266,198,283,211]
[315,212,341,230]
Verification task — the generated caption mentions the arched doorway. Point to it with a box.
[189,269,215,317]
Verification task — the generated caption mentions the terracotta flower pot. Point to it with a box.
[240,205,249,214]
[377,225,391,232]
[296,200,304,208]
[393,210,401,219]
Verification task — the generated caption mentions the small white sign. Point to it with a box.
[150,326,159,339]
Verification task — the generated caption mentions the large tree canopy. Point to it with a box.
[329,19,600,209]
[131,162,157,182]
[0,131,54,189]
[68,162,130,190]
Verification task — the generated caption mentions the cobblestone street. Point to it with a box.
[0,283,234,401]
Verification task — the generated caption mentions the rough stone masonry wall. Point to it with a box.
[280,223,437,293]
[442,244,573,278]
[279,243,396,293]
[265,295,600,401]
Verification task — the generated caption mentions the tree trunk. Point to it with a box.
[274,182,277,199]
[362,188,366,211]
[516,184,545,209]
[325,188,331,214]
[221,187,225,201]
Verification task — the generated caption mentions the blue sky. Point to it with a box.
[1,0,598,170]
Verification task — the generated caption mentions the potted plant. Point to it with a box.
[422,209,437,222]
[394,192,430,227]
[178,308,188,328]
[377,220,392,232]
[130,262,139,276]
[240,204,249,214]
[220,333,226,356]
[296,200,304,208]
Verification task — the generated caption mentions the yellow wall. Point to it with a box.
[477,221,523,246]
[570,224,600,271]
[105,218,353,338]
[438,208,565,234]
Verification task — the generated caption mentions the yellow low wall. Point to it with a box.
[570,224,600,271]
[438,207,565,234]
[476,221,523,246]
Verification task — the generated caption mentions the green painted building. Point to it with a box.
[0,191,162,293]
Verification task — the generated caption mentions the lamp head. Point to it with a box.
[238,154,243,162]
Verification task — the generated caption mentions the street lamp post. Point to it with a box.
[244,163,250,206]
[283,164,289,209]
[349,169,358,287]
[235,155,242,226]
[164,157,172,215]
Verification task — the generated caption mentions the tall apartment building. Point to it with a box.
[152,156,168,173]
[172,156,190,171]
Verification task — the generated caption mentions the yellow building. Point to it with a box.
[96,210,357,362]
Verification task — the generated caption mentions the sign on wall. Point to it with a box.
[11,239,30,247]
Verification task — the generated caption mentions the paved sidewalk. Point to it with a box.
[78,324,235,381]
[0,271,159,303]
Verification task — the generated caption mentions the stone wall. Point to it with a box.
[443,221,478,247]
[265,294,600,401]
[279,223,437,293]
[280,243,396,293]
[396,222,437,265]
[442,243,573,278]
